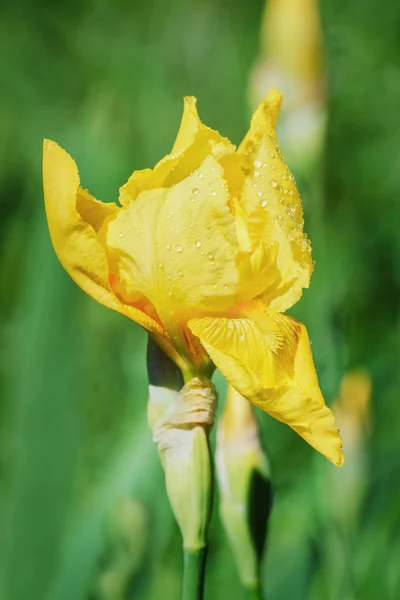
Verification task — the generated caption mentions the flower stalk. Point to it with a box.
[182,548,207,600]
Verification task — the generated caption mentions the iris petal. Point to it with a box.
[189,305,344,466]
[42,139,168,339]
[236,89,313,311]
[119,97,236,206]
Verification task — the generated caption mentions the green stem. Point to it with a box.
[244,583,264,600]
[182,548,207,600]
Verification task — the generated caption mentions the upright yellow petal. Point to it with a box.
[189,306,343,466]
[42,139,166,338]
[119,97,236,206]
[107,155,239,340]
[236,90,313,312]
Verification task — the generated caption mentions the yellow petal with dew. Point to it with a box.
[236,89,313,311]
[189,306,343,466]
[107,154,239,339]
[42,139,168,339]
[119,97,236,206]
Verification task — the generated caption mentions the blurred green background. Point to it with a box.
[1,0,399,599]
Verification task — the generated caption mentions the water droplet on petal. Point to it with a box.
[211,190,217,196]
[270,180,278,188]
[261,200,268,207]
[268,151,275,158]
[253,159,262,168]
[192,188,200,196]
[196,241,202,248]
[119,233,124,238]
[165,244,171,250]
[198,173,204,179]
[178,269,183,276]
[176,245,183,253]
[207,253,214,261]
[257,190,263,198]
[254,170,260,178]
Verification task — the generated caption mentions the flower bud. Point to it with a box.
[147,337,217,552]
[216,385,272,589]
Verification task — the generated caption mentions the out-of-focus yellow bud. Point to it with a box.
[334,371,371,447]
[315,371,371,526]
[250,0,326,172]
[331,371,371,522]
[216,385,272,591]
[95,498,147,600]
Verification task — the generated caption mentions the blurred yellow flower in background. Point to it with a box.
[43,89,343,466]
[251,0,326,171]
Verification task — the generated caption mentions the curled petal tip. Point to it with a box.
[265,88,283,105]
[334,444,345,468]
[183,95,198,105]
[262,89,283,126]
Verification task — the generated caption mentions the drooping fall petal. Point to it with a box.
[42,139,167,338]
[189,306,343,466]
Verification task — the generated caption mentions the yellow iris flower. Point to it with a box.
[43,89,343,467]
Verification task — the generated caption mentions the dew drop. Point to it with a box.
[211,190,217,196]
[178,269,183,277]
[257,190,263,198]
[254,170,260,178]
[196,241,202,248]
[192,188,200,196]
[198,173,204,179]
[268,151,275,158]
[269,180,278,188]
[207,253,214,261]
[176,245,183,253]
[261,200,268,207]
[165,244,171,250]
[157,262,163,268]
[253,159,262,168]
[119,233,124,238]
